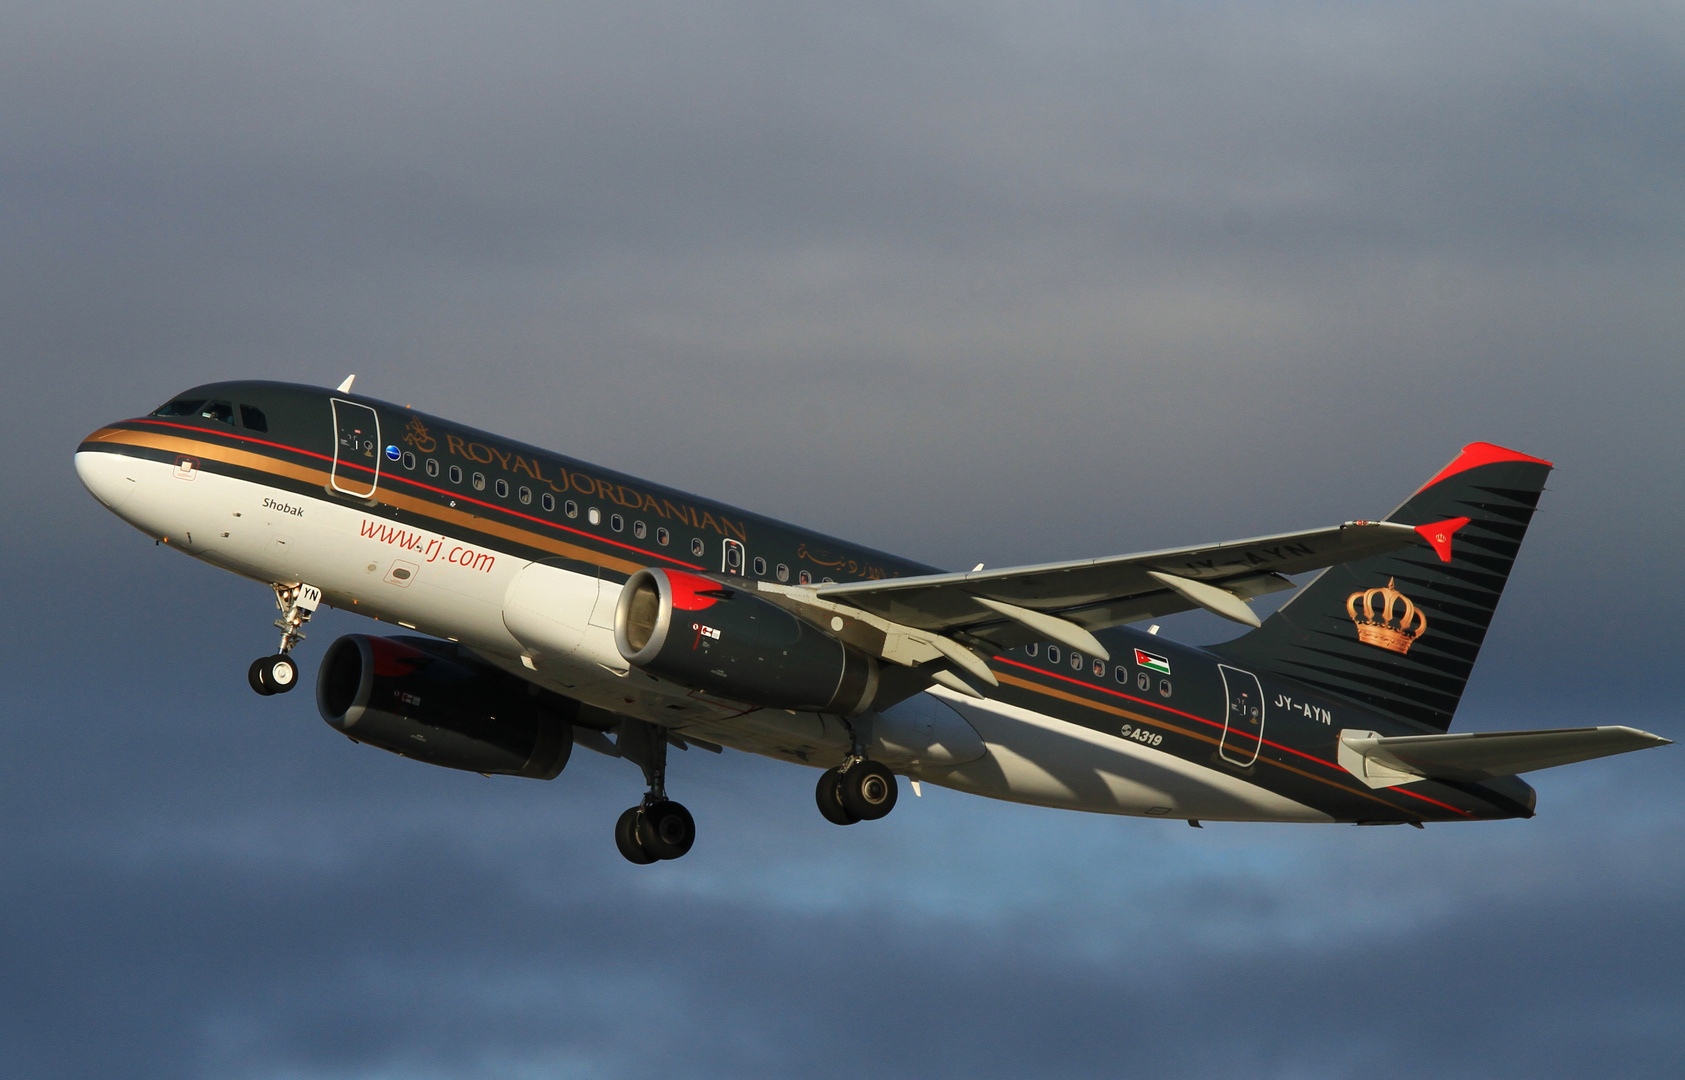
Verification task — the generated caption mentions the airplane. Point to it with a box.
[75,378,1669,863]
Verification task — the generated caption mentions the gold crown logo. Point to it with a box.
[1345,577,1427,655]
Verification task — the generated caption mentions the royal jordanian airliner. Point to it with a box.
[76,379,1668,862]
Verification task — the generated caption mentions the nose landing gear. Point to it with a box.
[613,721,697,864]
[249,583,322,696]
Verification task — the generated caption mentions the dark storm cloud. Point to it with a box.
[2,1,1682,1077]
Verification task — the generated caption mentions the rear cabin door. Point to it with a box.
[330,399,381,498]
[1217,664,1267,767]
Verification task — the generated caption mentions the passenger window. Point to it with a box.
[656,527,670,546]
[776,563,789,582]
[691,537,705,557]
[449,465,463,484]
[494,478,509,498]
[633,521,647,539]
[472,472,486,491]
[1092,658,1105,678]
[151,398,207,418]
[426,459,440,478]
[822,577,835,584]
[1159,679,1173,698]
[1137,671,1150,691]
[1047,645,1061,664]
[519,486,532,505]
[610,513,624,532]
[1025,643,1038,657]
[588,507,602,525]
[542,492,554,511]
[200,400,235,425]
[565,500,578,518]
[798,570,811,585]
[752,556,767,576]
[1114,665,1128,684]
[239,405,268,432]
[1070,652,1084,671]
[402,451,416,470]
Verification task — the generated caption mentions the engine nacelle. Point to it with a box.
[614,568,878,714]
[316,635,575,779]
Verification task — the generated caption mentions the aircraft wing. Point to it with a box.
[1339,726,1671,784]
[812,521,1423,652]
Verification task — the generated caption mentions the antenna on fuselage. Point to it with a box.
[336,374,356,393]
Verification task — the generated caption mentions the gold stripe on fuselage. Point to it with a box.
[85,426,651,576]
[992,670,1422,817]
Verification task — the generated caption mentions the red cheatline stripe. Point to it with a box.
[127,419,706,571]
[992,655,1473,817]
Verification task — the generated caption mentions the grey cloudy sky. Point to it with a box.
[2,2,1682,1077]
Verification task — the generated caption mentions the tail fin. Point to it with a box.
[1215,443,1553,732]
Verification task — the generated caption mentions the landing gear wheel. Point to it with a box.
[248,657,275,696]
[251,654,299,695]
[816,767,860,826]
[636,800,696,860]
[840,761,898,821]
[615,807,658,865]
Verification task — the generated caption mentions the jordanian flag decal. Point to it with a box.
[1134,649,1171,676]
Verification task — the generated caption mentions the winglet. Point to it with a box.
[336,374,356,394]
[1414,517,1471,562]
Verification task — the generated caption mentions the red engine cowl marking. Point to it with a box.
[367,635,431,677]
[1414,516,1472,563]
[664,569,729,612]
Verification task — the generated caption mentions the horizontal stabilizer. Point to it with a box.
[1337,725,1670,788]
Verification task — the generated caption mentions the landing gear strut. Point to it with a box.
[815,759,898,825]
[249,583,321,696]
[614,721,697,864]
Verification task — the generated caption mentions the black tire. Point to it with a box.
[815,767,860,826]
[840,761,898,821]
[256,655,299,694]
[248,658,275,696]
[637,800,696,860]
[615,807,658,865]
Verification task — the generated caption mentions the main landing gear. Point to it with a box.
[614,721,697,865]
[249,582,322,696]
[815,759,898,826]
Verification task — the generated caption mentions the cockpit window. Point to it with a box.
[151,398,207,418]
[239,405,268,432]
[199,400,235,424]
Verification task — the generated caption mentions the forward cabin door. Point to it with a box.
[330,399,381,498]
[1217,664,1266,767]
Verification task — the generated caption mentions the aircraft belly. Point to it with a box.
[921,689,1331,822]
[86,452,524,656]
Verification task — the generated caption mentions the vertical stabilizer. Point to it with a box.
[1215,444,1553,732]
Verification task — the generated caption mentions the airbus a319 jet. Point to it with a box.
[76,379,1668,863]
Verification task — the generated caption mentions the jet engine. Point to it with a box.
[614,568,878,714]
[316,634,575,778]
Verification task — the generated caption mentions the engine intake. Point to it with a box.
[615,568,877,714]
[316,635,575,778]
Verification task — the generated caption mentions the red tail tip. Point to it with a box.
[1417,442,1553,493]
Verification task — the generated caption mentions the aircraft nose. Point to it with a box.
[74,447,139,513]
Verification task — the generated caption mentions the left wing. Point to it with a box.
[813,521,1423,654]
